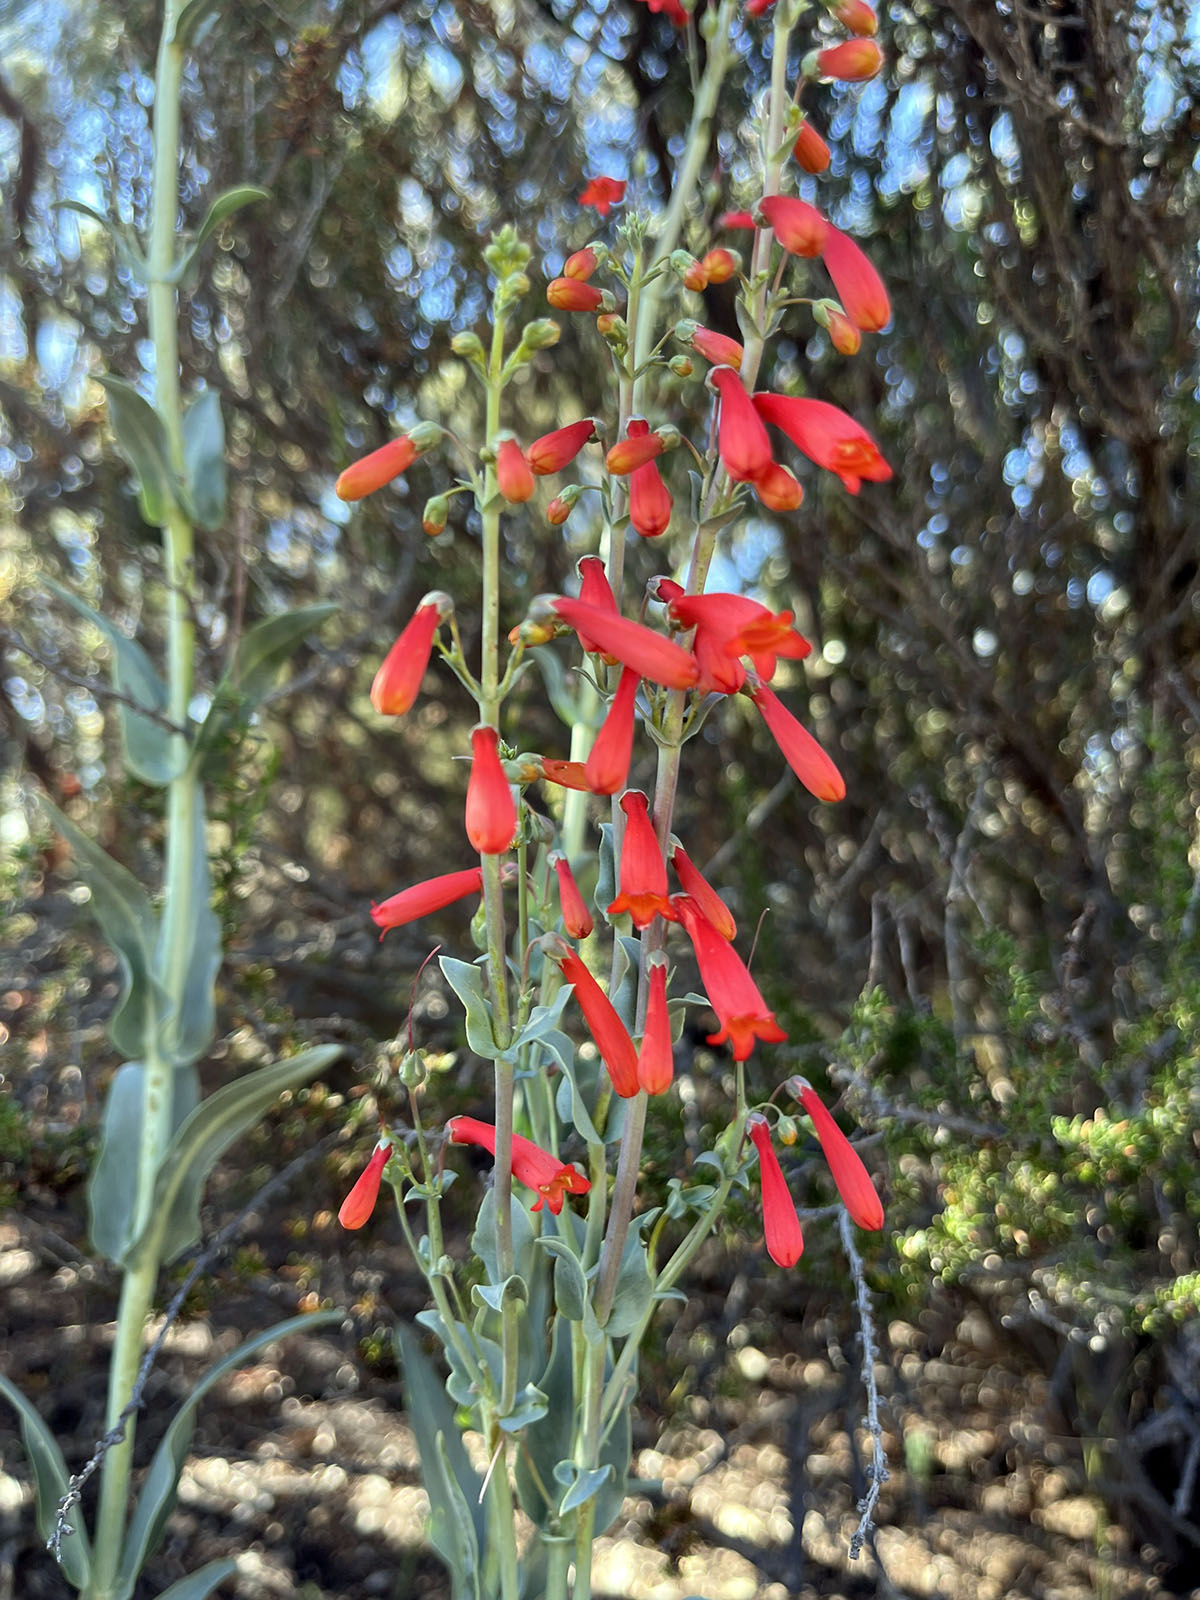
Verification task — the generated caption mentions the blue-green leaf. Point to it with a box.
[88,1062,144,1264]
[440,956,501,1060]
[545,1029,626,1146]
[99,376,176,526]
[559,1463,613,1517]
[535,1236,588,1325]
[181,389,226,530]
[45,578,182,785]
[39,797,167,1060]
[156,788,220,1067]
[135,1044,343,1265]
[497,1382,548,1434]
[0,1374,91,1588]
[119,1313,338,1596]
[151,1558,237,1599]
[510,984,573,1050]
[513,1319,576,1527]
[470,1274,528,1315]
[186,186,269,261]
[604,1214,655,1338]
[396,1326,485,1599]
[593,822,616,914]
[194,602,337,759]
[471,1187,535,1287]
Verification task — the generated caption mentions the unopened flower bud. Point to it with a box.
[451,330,486,362]
[698,6,719,38]
[832,0,878,37]
[671,250,707,291]
[547,277,613,313]
[777,1115,799,1146]
[700,248,739,283]
[422,494,449,536]
[793,118,832,174]
[399,1050,427,1089]
[563,246,598,281]
[521,318,561,350]
[669,355,694,377]
[595,312,629,344]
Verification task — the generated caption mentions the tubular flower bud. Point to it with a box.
[674,895,787,1061]
[630,456,673,538]
[547,277,608,313]
[680,322,745,371]
[606,428,666,475]
[793,119,831,174]
[552,600,700,690]
[584,666,640,795]
[539,758,594,792]
[755,194,828,258]
[422,494,449,536]
[793,1081,884,1229]
[749,682,846,802]
[575,555,621,658]
[748,1116,804,1266]
[608,790,677,929]
[466,725,518,854]
[370,593,452,716]
[637,955,674,1095]
[496,437,535,503]
[579,175,626,216]
[833,0,878,34]
[814,299,863,356]
[335,436,416,501]
[709,366,776,484]
[546,494,572,525]
[753,393,892,493]
[520,318,561,350]
[547,940,640,1097]
[718,209,756,230]
[551,852,594,939]
[820,225,891,332]
[671,250,707,291]
[753,461,805,512]
[564,246,598,280]
[669,355,694,377]
[447,1116,590,1214]
[371,868,484,937]
[700,248,738,283]
[669,840,737,939]
[527,418,600,476]
[816,38,883,79]
[338,1140,392,1230]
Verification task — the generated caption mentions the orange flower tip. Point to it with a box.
[546,277,612,313]
[337,1141,392,1231]
[579,175,626,217]
[832,0,878,37]
[793,120,832,175]
[563,246,598,281]
[335,435,417,501]
[810,39,884,82]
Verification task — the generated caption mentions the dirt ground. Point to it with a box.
[0,1146,1181,1600]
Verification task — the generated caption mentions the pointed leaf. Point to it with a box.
[471,1187,535,1287]
[135,1044,343,1265]
[440,956,501,1060]
[560,1463,613,1517]
[510,984,573,1050]
[470,1273,528,1315]
[0,1374,91,1589]
[535,1236,588,1324]
[181,389,226,530]
[151,1559,237,1599]
[604,1214,655,1338]
[513,1319,575,1527]
[396,1326,485,1596]
[39,797,167,1059]
[119,1312,339,1592]
[189,186,270,258]
[88,1062,145,1264]
[497,1381,548,1434]
[194,602,337,758]
[593,821,616,915]
[156,787,220,1066]
[45,578,182,785]
[99,376,176,527]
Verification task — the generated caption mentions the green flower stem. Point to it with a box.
[545,1532,572,1600]
[572,1335,607,1600]
[737,3,792,395]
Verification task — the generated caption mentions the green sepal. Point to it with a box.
[38,797,168,1060]
[44,578,182,785]
[99,375,177,527]
[132,1044,343,1265]
[440,956,502,1059]
[117,1312,339,1597]
[0,1374,91,1588]
[181,389,226,530]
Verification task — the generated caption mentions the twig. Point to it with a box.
[838,1207,889,1560]
[47,1126,347,1557]
[1,627,188,736]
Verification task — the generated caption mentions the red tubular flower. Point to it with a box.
[674,895,787,1061]
[608,790,677,929]
[755,194,828,258]
[466,725,518,854]
[753,461,805,512]
[684,323,744,370]
[750,682,846,802]
[549,944,640,1097]
[606,429,666,475]
[795,1082,884,1229]
[793,119,831,174]
[753,393,892,493]
[572,556,620,660]
[552,599,700,690]
[335,436,416,501]
[710,366,775,484]
[338,1140,391,1230]
[635,0,689,22]
[669,840,736,939]
[821,226,891,331]
[551,852,594,939]
[584,666,640,795]
[637,955,674,1095]
[580,176,626,216]
[718,210,756,230]
[817,38,883,80]
[564,246,598,280]
[447,1116,590,1214]
[669,592,811,691]
[371,593,450,715]
[748,1116,804,1266]
[547,277,606,312]
[833,0,878,34]
[827,307,862,356]
[496,437,535,503]
[701,248,738,283]
[540,758,594,792]
[630,457,673,538]
[371,867,484,937]
[527,418,599,475]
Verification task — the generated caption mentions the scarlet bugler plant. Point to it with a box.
[337,2,892,1596]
